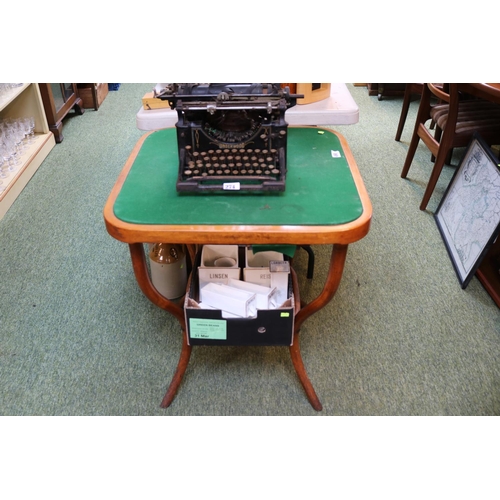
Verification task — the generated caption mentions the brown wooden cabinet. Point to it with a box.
[477,236,500,308]
[39,83,84,143]
[367,83,406,100]
[77,83,109,110]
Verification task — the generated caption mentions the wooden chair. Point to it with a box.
[395,83,441,142]
[401,83,500,211]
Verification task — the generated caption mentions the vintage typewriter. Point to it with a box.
[155,83,301,193]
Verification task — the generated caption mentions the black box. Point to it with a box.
[184,248,294,346]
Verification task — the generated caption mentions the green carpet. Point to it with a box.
[1,84,499,416]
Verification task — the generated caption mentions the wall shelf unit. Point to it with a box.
[0,83,56,220]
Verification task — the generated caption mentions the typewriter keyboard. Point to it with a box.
[182,146,281,179]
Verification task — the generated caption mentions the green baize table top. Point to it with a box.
[113,127,363,226]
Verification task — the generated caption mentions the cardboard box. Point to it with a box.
[198,245,241,289]
[142,92,172,110]
[243,248,284,286]
[185,251,294,346]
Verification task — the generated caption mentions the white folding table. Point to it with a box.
[135,83,359,130]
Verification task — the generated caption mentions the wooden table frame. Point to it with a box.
[104,129,372,410]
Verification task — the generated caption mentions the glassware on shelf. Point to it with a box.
[21,118,32,147]
[0,116,35,171]
[27,116,35,144]
[0,83,24,107]
[0,143,9,179]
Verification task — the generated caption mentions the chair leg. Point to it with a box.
[419,148,451,211]
[395,86,414,141]
[299,245,315,279]
[401,131,421,178]
[431,126,442,162]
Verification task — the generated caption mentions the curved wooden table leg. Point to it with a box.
[129,243,185,325]
[295,244,348,332]
[129,243,192,407]
[160,332,192,408]
[290,244,348,410]
[290,338,323,411]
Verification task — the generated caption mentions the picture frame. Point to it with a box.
[435,133,500,289]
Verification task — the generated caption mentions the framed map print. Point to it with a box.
[435,133,500,289]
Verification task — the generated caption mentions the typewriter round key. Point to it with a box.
[184,170,192,176]
[266,157,273,163]
[242,156,249,161]
[193,169,200,175]
[272,169,280,175]
[208,150,214,155]
[208,169,215,175]
[216,170,223,175]
[262,149,268,154]
[271,149,277,155]
[248,169,254,175]
[264,170,271,175]
[216,149,222,154]
[260,134,267,140]
[256,169,262,175]
[254,149,261,154]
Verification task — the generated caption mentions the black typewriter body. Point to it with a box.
[156,84,301,193]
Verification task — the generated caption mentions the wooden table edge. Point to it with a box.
[103,128,372,245]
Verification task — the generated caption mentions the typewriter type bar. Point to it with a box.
[156,84,302,193]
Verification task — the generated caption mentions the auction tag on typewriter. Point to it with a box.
[223,182,241,191]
